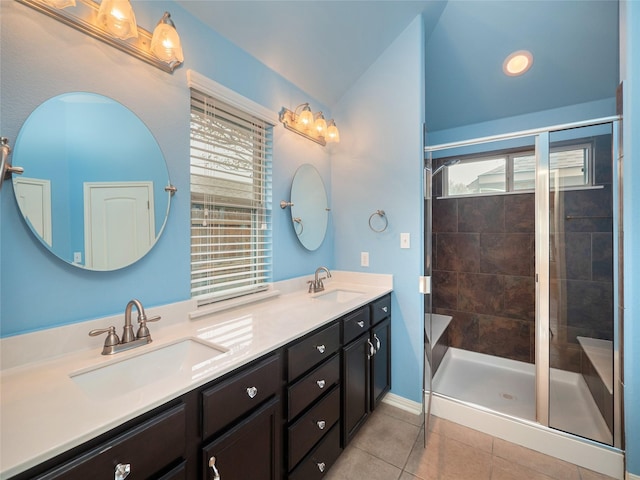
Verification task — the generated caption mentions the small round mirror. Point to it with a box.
[12,92,172,271]
[290,164,329,251]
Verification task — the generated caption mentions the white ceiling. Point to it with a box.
[176,0,445,108]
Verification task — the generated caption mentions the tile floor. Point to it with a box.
[324,402,617,480]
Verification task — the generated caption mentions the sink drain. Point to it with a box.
[500,392,517,401]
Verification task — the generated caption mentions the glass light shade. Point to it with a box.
[97,0,138,40]
[151,15,184,64]
[298,106,314,129]
[40,0,76,8]
[326,121,340,143]
[315,114,327,135]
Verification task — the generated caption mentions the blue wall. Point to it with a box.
[0,0,333,336]
[332,16,425,403]
[621,0,640,475]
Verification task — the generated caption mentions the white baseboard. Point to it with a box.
[627,473,640,480]
[381,392,422,416]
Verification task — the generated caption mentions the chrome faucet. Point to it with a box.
[308,266,332,293]
[89,299,161,355]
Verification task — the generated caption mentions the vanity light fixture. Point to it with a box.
[503,50,533,77]
[16,0,184,73]
[279,103,340,146]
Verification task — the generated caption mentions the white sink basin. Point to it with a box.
[312,289,365,303]
[71,339,228,399]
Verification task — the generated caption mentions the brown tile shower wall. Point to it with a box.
[432,135,614,370]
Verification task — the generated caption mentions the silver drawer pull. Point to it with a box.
[316,344,326,354]
[246,386,258,399]
[316,420,326,430]
[208,456,221,480]
[382,306,388,313]
[357,321,365,328]
[317,462,326,473]
[367,339,376,359]
[115,463,131,480]
[316,379,326,389]
[374,333,381,350]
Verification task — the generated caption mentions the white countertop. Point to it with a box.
[0,271,392,479]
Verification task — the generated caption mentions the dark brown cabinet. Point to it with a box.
[342,295,391,446]
[201,397,281,480]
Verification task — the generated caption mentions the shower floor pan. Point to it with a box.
[432,347,612,445]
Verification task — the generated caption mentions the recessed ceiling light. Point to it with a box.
[503,50,533,76]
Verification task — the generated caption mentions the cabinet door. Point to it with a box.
[371,317,391,409]
[202,397,281,480]
[342,334,371,446]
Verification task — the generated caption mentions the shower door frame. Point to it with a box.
[423,115,622,449]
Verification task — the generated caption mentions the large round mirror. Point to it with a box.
[12,92,172,271]
[290,164,329,251]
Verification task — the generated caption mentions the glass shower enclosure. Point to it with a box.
[423,117,622,450]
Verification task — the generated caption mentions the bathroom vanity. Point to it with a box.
[0,273,392,480]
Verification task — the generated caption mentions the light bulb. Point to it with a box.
[97,0,138,40]
[151,13,184,65]
[315,113,327,136]
[503,50,533,76]
[298,105,314,129]
[326,120,340,143]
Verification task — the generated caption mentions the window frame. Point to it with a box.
[441,141,594,198]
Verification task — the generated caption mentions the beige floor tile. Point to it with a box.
[324,445,402,480]
[351,409,421,468]
[378,401,424,427]
[405,431,492,480]
[493,438,580,480]
[491,455,558,480]
[431,416,494,453]
[578,467,618,480]
[399,473,421,480]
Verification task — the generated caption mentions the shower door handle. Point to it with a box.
[419,276,431,294]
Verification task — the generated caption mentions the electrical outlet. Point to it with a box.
[400,233,410,249]
[361,251,369,267]
[73,252,82,263]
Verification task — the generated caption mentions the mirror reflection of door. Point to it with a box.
[84,182,155,270]
[13,177,52,247]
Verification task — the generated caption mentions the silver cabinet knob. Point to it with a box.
[374,333,381,350]
[357,321,365,328]
[246,386,258,399]
[316,420,326,430]
[316,344,326,354]
[317,462,326,473]
[316,379,326,389]
[382,306,388,313]
[115,463,131,480]
[208,456,221,480]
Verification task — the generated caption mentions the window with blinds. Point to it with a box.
[190,89,273,304]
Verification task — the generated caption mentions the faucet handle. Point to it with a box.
[136,315,161,340]
[145,315,161,323]
[89,326,120,354]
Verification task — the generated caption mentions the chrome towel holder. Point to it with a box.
[0,137,24,190]
[369,209,388,232]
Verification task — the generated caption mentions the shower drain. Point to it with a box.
[500,392,518,401]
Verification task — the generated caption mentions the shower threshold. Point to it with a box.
[432,347,612,445]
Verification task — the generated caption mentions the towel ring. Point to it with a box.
[368,210,388,233]
[293,217,304,235]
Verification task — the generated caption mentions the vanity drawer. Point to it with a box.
[288,323,340,382]
[371,294,391,326]
[202,353,282,440]
[288,386,340,471]
[288,353,340,420]
[343,307,370,344]
[288,423,342,480]
[36,404,186,480]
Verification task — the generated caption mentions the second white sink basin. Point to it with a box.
[70,339,228,399]
[312,289,365,303]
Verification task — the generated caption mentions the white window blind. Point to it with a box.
[190,89,273,304]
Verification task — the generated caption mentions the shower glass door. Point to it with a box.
[545,123,617,446]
